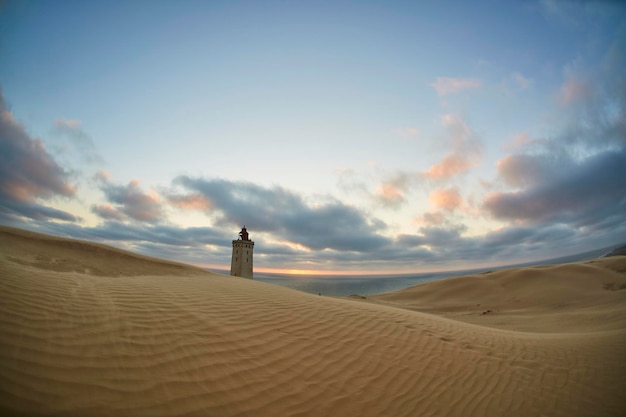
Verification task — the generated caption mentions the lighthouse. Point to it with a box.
[230,226,254,279]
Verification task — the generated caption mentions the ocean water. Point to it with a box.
[254,271,459,297]
[219,245,619,297]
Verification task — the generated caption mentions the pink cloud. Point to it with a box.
[94,177,165,223]
[0,94,76,204]
[423,115,482,181]
[430,77,482,95]
[373,172,414,208]
[168,193,213,211]
[375,183,405,207]
[91,203,126,221]
[429,188,462,211]
[425,155,474,180]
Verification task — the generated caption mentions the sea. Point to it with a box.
[216,245,619,297]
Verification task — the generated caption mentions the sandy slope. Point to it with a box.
[370,257,626,333]
[1,226,625,417]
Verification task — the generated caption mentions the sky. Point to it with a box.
[1,0,625,275]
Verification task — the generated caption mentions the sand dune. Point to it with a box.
[1,226,625,416]
[370,257,626,333]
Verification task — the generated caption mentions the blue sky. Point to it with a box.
[1,0,625,274]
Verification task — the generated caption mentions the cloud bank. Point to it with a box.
[0,90,79,223]
[171,176,391,253]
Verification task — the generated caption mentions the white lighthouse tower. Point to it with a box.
[230,226,254,279]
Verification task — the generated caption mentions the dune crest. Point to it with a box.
[1,227,625,416]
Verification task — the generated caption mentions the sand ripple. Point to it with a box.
[1,227,625,416]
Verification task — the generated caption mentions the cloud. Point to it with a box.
[396,233,426,248]
[91,204,127,221]
[373,172,414,208]
[392,220,600,269]
[0,200,80,223]
[173,176,391,252]
[425,154,474,180]
[418,225,467,247]
[93,170,111,182]
[395,224,468,264]
[557,74,591,106]
[167,193,213,211]
[482,224,575,250]
[495,153,571,188]
[375,183,405,207]
[93,175,165,223]
[429,188,462,211]
[88,222,229,247]
[502,132,533,152]
[336,166,421,210]
[31,220,234,267]
[404,34,626,266]
[553,35,626,153]
[485,32,626,233]
[0,89,78,222]
[335,167,368,196]
[420,211,446,226]
[51,118,103,164]
[424,115,482,181]
[430,77,482,96]
[484,148,626,225]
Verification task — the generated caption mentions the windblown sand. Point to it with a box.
[1,226,625,416]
